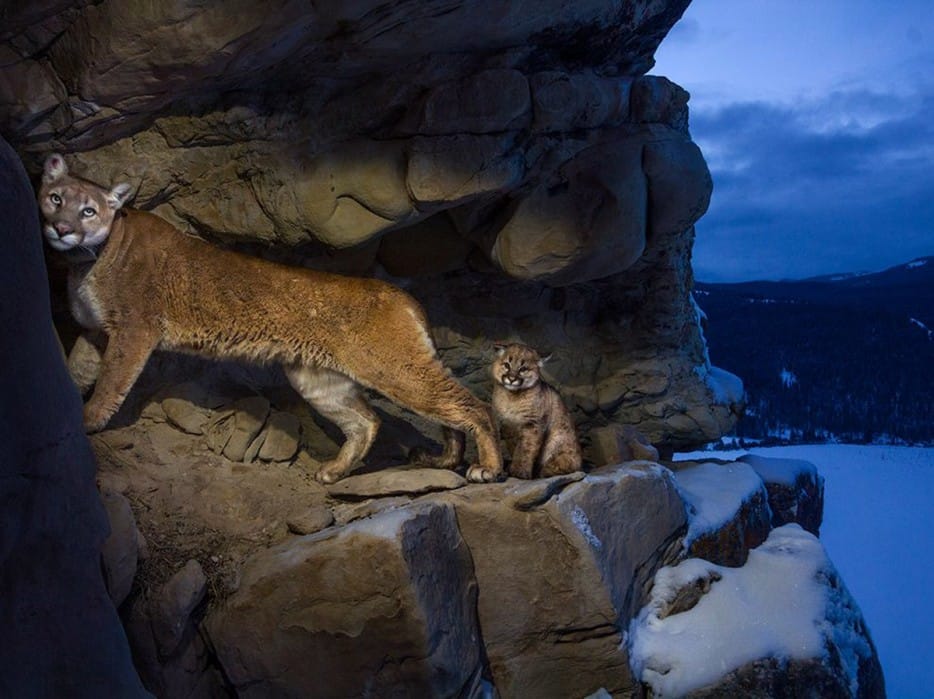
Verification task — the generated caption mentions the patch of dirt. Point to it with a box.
[92,417,331,602]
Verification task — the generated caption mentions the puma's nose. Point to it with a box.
[55,222,73,235]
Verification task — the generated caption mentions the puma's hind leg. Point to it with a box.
[369,363,504,483]
[411,426,465,470]
[286,365,380,484]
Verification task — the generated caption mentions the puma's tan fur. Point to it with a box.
[491,342,583,478]
[37,154,503,483]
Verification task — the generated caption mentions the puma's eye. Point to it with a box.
[50,193,62,206]
[503,362,511,371]
[81,207,97,218]
[518,366,528,374]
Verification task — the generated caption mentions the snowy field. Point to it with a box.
[675,444,934,699]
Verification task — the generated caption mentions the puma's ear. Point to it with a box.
[493,342,507,356]
[107,182,133,210]
[537,353,553,367]
[43,153,68,183]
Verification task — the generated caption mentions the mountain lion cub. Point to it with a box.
[37,153,502,484]
[491,342,582,478]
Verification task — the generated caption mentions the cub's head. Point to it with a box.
[492,342,549,391]
[37,153,132,252]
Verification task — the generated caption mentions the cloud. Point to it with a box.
[689,87,934,281]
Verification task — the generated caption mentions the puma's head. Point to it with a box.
[37,153,133,252]
[492,342,550,392]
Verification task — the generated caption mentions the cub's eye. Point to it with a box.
[81,207,97,218]
[518,367,528,374]
[503,362,511,370]
[50,193,62,206]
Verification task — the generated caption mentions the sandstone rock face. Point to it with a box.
[437,463,687,697]
[0,0,741,452]
[203,463,686,699]
[207,502,483,698]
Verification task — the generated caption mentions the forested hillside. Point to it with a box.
[696,258,934,445]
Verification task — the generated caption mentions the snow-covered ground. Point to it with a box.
[674,444,934,699]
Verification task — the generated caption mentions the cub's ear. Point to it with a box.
[493,342,507,356]
[42,153,68,183]
[107,182,133,210]
[537,353,553,367]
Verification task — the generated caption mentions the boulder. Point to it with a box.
[150,559,208,658]
[286,505,335,536]
[586,423,660,467]
[327,468,468,499]
[161,382,215,436]
[207,502,482,698]
[435,463,687,698]
[205,396,270,462]
[100,488,141,608]
[490,137,647,285]
[629,525,885,698]
[530,71,631,133]
[741,453,825,535]
[255,410,301,463]
[671,460,773,566]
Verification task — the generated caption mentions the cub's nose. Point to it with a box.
[55,222,73,235]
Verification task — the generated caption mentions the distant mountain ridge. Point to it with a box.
[694,256,934,446]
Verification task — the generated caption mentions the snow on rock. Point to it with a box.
[671,460,771,565]
[740,453,817,487]
[705,365,745,405]
[740,454,825,535]
[629,525,882,698]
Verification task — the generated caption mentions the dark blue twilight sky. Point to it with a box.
[653,1,934,282]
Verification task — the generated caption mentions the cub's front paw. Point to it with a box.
[466,464,504,483]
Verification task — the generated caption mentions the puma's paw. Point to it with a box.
[82,405,108,434]
[315,461,349,485]
[466,464,504,483]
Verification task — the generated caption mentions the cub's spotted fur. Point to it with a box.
[37,153,503,484]
[491,342,582,478]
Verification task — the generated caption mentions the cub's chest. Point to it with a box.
[493,384,546,425]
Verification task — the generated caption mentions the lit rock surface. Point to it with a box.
[0,0,742,451]
[207,503,483,698]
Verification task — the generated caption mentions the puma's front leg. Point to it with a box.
[83,327,159,433]
[509,423,544,480]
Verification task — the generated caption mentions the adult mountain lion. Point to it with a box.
[37,153,503,484]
